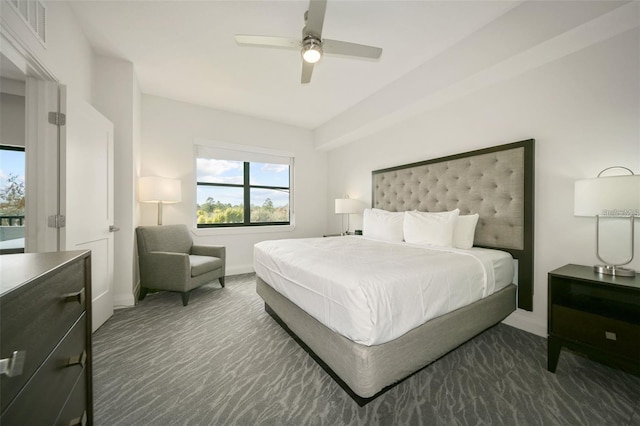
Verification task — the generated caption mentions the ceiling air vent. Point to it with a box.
[9,0,47,45]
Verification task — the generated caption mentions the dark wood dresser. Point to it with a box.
[548,264,640,376]
[0,250,92,425]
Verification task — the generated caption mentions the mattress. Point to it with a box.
[253,236,513,346]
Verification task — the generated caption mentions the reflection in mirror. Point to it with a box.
[0,147,25,253]
[0,56,26,254]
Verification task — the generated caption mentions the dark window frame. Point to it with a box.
[1,145,25,153]
[196,160,291,228]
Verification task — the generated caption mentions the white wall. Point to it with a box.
[140,95,328,274]
[92,55,140,307]
[132,73,142,295]
[0,91,25,146]
[0,1,95,102]
[326,28,640,337]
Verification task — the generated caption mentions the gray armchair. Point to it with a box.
[136,224,226,306]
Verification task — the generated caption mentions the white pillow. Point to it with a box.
[363,208,404,242]
[403,209,460,247]
[453,214,479,249]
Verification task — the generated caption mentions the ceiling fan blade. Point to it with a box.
[322,39,383,59]
[235,35,299,49]
[301,61,314,84]
[304,0,327,37]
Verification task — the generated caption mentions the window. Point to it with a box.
[195,144,292,228]
[0,145,26,253]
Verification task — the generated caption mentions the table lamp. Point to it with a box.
[574,167,640,276]
[335,196,360,235]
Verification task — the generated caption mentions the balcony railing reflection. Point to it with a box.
[0,215,25,226]
[0,215,25,254]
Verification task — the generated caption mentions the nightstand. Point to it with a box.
[547,264,640,376]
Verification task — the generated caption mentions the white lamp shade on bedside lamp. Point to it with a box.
[335,198,360,215]
[335,197,360,235]
[139,176,182,225]
[574,175,640,217]
[574,169,640,277]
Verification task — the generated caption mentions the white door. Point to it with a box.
[62,94,114,332]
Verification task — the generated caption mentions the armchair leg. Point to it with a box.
[219,276,225,288]
[181,291,190,306]
[139,287,149,301]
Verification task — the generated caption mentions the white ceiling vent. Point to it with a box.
[9,0,47,46]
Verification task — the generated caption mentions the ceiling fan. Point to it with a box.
[235,0,383,84]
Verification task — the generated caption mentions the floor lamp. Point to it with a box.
[139,176,182,225]
[574,167,640,276]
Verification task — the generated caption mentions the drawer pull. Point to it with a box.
[64,288,85,306]
[67,350,87,368]
[605,331,617,341]
[68,411,87,426]
[0,350,26,377]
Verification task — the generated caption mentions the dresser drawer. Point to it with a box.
[56,371,87,426]
[0,258,87,412]
[553,304,640,360]
[1,314,87,426]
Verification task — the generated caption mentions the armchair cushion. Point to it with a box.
[190,255,223,277]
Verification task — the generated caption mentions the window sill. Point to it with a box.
[191,224,295,237]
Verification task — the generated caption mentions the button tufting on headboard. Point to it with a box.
[372,146,526,250]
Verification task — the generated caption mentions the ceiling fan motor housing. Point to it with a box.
[301,35,323,63]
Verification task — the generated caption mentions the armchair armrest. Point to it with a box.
[191,245,225,260]
[191,245,226,278]
[139,251,190,291]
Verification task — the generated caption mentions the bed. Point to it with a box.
[254,139,535,405]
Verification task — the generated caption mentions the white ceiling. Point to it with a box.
[68,0,521,129]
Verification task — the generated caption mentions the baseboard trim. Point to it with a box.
[502,310,546,337]
[113,282,137,309]
[226,264,254,276]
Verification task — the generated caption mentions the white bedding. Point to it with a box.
[253,236,514,346]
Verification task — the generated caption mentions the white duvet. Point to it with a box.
[253,236,513,346]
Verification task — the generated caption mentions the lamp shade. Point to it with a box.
[335,198,360,214]
[574,175,640,217]
[139,176,181,203]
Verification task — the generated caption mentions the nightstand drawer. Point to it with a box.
[553,305,640,359]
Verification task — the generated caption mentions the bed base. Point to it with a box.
[257,277,516,406]
[263,303,378,406]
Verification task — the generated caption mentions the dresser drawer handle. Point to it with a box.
[67,350,87,369]
[0,350,26,377]
[64,288,85,306]
[68,411,87,426]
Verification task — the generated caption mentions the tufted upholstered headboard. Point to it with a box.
[372,139,534,311]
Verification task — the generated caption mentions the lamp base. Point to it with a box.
[593,264,636,277]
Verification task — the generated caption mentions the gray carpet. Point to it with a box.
[93,273,640,426]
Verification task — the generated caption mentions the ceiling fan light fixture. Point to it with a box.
[301,38,322,63]
[235,0,383,83]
